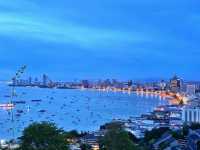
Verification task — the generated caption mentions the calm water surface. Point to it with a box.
[0,83,168,139]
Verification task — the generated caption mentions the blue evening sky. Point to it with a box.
[0,0,199,80]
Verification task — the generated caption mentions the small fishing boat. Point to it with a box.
[31,99,42,102]
[4,95,11,98]
[17,110,24,113]
[39,110,46,113]
[13,101,26,104]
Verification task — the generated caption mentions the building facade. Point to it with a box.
[186,84,196,95]
[170,75,182,92]
[182,106,200,123]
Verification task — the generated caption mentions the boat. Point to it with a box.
[31,99,42,102]
[17,110,24,113]
[13,101,26,104]
[0,103,14,107]
[38,110,46,113]
[4,95,11,98]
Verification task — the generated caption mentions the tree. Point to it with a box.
[100,121,124,131]
[128,132,139,143]
[190,123,200,130]
[80,144,92,150]
[99,128,139,150]
[17,122,69,150]
[171,130,184,139]
[64,130,81,139]
[197,140,200,150]
[144,127,170,144]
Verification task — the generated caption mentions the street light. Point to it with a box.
[10,65,27,141]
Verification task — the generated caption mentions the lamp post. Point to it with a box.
[9,65,26,143]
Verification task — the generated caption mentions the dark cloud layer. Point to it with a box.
[0,0,199,80]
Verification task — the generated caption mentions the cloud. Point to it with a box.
[0,12,151,49]
[0,0,199,80]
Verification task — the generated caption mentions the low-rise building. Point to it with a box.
[81,133,100,150]
[182,106,200,123]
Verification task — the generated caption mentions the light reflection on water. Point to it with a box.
[0,84,168,140]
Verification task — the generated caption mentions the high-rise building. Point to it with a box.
[186,84,196,95]
[34,77,39,85]
[28,77,32,85]
[43,74,48,86]
[104,79,112,87]
[160,80,167,90]
[170,75,182,92]
[12,77,17,85]
[127,80,133,87]
[82,80,89,88]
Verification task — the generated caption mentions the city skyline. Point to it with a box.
[0,0,200,80]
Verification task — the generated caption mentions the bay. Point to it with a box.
[0,83,168,140]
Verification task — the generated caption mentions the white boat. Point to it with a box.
[0,103,14,107]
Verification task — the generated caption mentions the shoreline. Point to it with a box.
[0,85,170,140]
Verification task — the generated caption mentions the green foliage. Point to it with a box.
[80,143,92,150]
[197,141,200,150]
[64,130,80,139]
[128,132,139,143]
[101,121,123,130]
[17,122,69,150]
[144,127,170,144]
[99,128,139,150]
[180,123,200,137]
[159,141,170,150]
[182,124,189,136]
[171,130,184,139]
[190,123,200,130]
